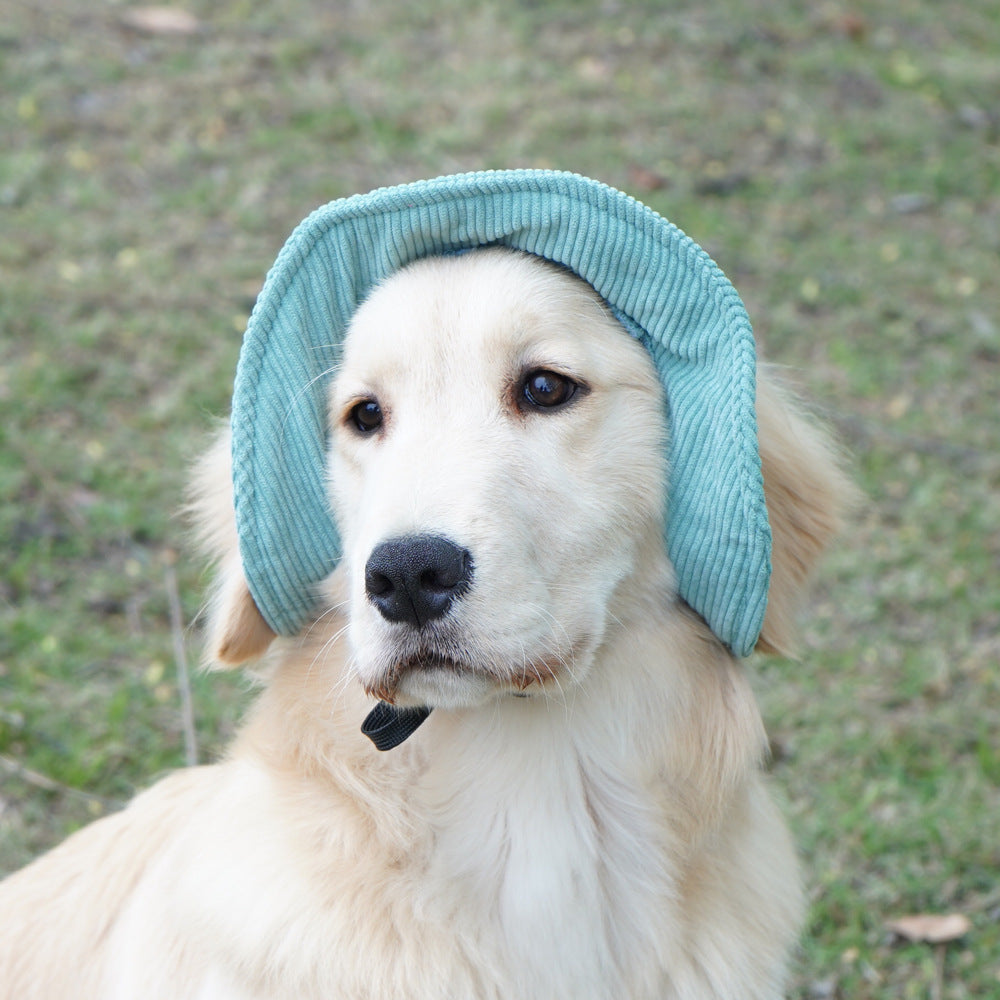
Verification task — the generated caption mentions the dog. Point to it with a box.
[0,248,851,999]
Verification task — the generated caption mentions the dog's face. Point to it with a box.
[328,249,669,710]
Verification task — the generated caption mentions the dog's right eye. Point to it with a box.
[348,399,384,434]
[519,369,581,411]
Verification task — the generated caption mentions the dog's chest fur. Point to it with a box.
[408,708,673,998]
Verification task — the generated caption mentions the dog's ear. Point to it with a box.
[187,428,276,667]
[754,370,856,657]
[204,563,276,666]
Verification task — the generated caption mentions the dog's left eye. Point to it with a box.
[519,369,580,411]
[348,399,384,433]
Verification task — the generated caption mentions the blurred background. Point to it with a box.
[1,1,997,995]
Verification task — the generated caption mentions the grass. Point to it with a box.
[1,0,998,995]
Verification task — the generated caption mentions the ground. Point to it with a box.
[1,2,998,997]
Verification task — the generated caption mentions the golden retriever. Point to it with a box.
[0,248,850,999]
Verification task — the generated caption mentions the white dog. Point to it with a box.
[0,249,850,999]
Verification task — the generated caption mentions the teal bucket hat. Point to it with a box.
[231,169,771,658]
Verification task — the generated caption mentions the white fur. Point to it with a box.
[0,249,851,999]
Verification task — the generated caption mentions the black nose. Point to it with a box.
[365,535,473,628]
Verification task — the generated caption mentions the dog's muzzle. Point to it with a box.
[361,534,473,750]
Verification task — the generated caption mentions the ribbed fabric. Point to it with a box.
[231,169,771,657]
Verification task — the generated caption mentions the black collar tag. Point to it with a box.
[361,702,432,751]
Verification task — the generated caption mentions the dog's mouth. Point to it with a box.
[362,651,473,704]
[362,648,565,704]
[359,646,572,751]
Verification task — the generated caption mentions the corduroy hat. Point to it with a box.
[231,169,771,658]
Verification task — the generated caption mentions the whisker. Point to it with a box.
[278,362,343,444]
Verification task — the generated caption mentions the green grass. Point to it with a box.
[2,1,998,995]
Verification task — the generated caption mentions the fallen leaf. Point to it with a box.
[627,165,669,192]
[575,56,611,82]
[836,13,868,42]
[884,393,911,419]
[799,277,821,303]
[886,913,971,944]
[120,7,201,36]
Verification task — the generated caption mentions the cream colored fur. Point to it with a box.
[0,249,851,999]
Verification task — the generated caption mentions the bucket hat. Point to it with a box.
[231,169,771,658]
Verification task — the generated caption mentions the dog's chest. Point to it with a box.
[413,739,673,998]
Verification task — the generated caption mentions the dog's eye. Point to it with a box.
[349,399,384,433]
[519,370,579,411]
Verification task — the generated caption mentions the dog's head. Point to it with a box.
[327,249,669,709]
[193,247,850,713]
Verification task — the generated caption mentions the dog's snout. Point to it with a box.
[365,535,473,627]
